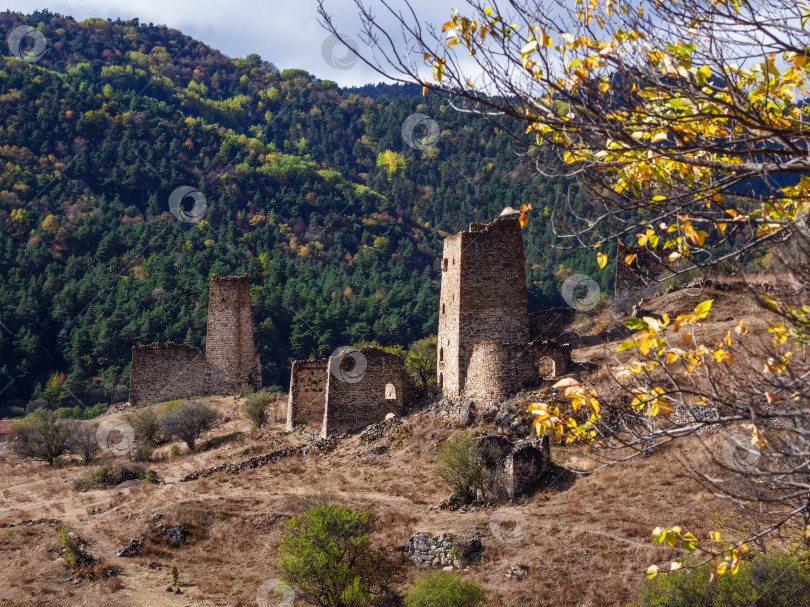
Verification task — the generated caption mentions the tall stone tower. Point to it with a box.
[204,275,262,394]
[437,217,530,397]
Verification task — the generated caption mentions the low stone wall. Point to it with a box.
[286,359,329,431]
[404,533,483,569]
[464,340,572,403]
[178,437,339,482]
[129,343,206,406]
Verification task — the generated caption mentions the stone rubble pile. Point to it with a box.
[359,417,402,443]
[404,533,483,569]
[117,538,143,558]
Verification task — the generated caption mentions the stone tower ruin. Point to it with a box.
[437,217,531,397]
[204,275,262,394]
[129,274,262,406]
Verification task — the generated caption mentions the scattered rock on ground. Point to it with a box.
[117,538,143,557]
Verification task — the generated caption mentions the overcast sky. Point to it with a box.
[4,0,461,86]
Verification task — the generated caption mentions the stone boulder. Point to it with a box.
[459,402,476,426]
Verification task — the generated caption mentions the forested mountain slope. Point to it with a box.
[0,11,604,415]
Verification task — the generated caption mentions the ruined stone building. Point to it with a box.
[437,216,572,402]
[286,347,409,437]
[129,275,262,406]
[474,434,550,500]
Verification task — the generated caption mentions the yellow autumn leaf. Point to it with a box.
[597,252,608,268]
[694,299,714,319]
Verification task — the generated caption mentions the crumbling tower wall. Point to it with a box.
[129,343,206,407]
[204,275,262,395]
[286,359,329,431]
[129,274,263,406]
[437,217,530,397]
[464,340,572,403]
[322,348,407,437]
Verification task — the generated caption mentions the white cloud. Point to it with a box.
[4,0,460,86]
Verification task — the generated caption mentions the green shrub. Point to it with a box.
[405,335,437,395]
[73,464,149,491]
[279,505,402,607]
[435,433,510,502]
[158,400,219,451]
[436,433,483,502]
[143,468,158,484]
[58,526,92,569]
[9,409,73,465]
[405,572,486,607]
[244,389,274,428]
[170,444,181,456]
[126,405,160,446]
[636,551,810,607]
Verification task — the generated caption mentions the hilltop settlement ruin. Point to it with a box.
[131,215,666,439]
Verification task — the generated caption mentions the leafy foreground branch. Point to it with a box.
[320,0,810,273]
[317,0,810,585]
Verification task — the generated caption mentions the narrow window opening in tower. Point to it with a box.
[439,347,444,362]
[442,303,446,315]
[443,259,448,271]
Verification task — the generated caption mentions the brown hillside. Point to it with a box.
[0,284,789,607]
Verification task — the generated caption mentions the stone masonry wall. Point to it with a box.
[204,275,262,395]
[529,307,576,340]
[404,534,483,569]
[322,348,408,437]
[615,240,666,312]
[129,275,262,406]
[437,216,530,397]
[474,434,549,500]
[464,340,572,403]
[505,440,549,499]
[437,228,462,396]
[286,359,329,431]
[130,343,206,406]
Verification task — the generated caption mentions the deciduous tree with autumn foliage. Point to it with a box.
[320,0,810,580]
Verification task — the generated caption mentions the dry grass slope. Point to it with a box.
[0,286,783,606]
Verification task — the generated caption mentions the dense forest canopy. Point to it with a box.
[0,10,603,417]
